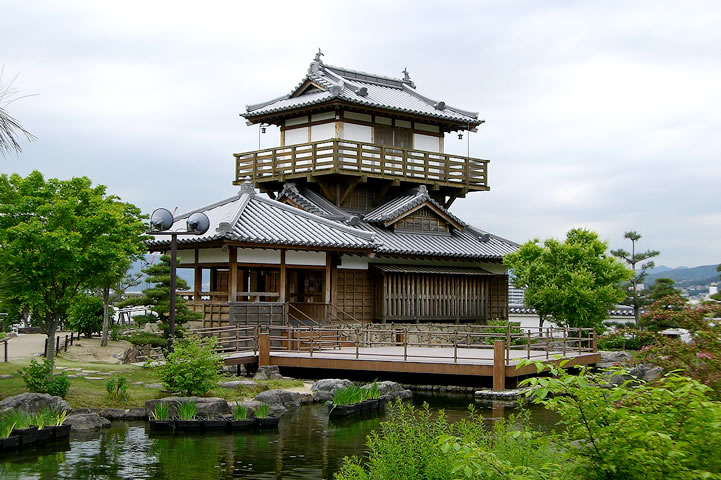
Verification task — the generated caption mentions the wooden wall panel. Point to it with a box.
[336,269,373,322]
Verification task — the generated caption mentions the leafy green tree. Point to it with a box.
[646,277,680,302]
[0,171,144,364]
[712,263,721,301]
[504,228,632,329]
[610,231,660,326]
[121,255,201,337]
[67,294,105,338]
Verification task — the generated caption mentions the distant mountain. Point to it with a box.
[644,264,720,288]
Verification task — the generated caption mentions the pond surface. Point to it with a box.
[0,394,558,480]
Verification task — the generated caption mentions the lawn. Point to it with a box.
[0,358,305,410]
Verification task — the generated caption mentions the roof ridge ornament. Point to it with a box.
[239,176,256,196]
[314,48,324,63]
[402,67,416,89]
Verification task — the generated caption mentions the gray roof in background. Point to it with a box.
[371,264,494,275]
[243,58,483,127]
[148,181,375,250]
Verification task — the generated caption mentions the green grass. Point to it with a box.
[0,360,308,409]
[232,403,247,420]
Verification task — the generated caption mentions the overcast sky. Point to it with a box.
[2,1,719,268]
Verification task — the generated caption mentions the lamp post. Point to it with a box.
[149,208,210,352]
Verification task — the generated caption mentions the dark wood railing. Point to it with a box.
[233,139,489,191]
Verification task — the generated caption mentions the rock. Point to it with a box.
[0,393,71,415]
[311,378,353,403]
[253,389,303,416]
[84,376,105,380]
[597,351,632,368]
[375,381,412,400]
[253,365,282,380]
[144,383,164,389]
[0,374,13,379]
[70,407,92,415]
[99,408,126,420]
[219,380,257,389]
[629,364,663,382]
[125,408,147,420]
[65,413,111,431]
[144,397,230,419]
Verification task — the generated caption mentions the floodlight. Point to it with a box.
[187,212,210,235]
[150,208,174,232]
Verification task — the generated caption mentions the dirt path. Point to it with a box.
[3,333,55,361]
[60,337,131,364]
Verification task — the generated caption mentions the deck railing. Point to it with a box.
[233,139,489,191]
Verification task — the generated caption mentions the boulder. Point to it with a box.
[311,379,353,402]
[99,408,126,420]
[629,364,663,382]
[0,393,71,415]
[144,397,230,419]
[219,380,257,389]
[253,389,305,416]
[65,413,111,431]
[253,365,283,380]
[124,408,147,420]
[375,381,412,400]
[69,407,93,415]
[596,351,632,368]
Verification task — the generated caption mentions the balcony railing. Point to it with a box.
[233,139,489,191]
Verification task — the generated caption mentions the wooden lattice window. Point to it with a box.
[394,207,450,233]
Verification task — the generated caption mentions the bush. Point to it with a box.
[127,332,168,347]
[67,294,105,337]
[597,327,655,351]
[155,335,222,396]
[105,376,129,401]
[18,359,71,398]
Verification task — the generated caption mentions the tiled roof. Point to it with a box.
[509,306,636,317]
[363,185,465,227]
[279,183,518,260]
[148,181,374,250]
[243,57,483,127]
[371,264,494,276]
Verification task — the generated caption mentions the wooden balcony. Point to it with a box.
[233,139,489,192]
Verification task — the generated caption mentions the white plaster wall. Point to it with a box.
[237,248,281,264]
[199,248,229,263]
[339,255,370,270]
[310,122,335,142]
[413,133,440,152]
[177,250,194,265]
[284,127,308,145]
[286,250,326,266]
[341,123,372,143]
[311,112,335,122]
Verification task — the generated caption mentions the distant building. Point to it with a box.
[508,287,525,306]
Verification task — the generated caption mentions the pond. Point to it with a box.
[0,394,558,480]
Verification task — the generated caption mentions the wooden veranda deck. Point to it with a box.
[191,324,599,391]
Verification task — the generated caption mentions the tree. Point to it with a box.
[67,293,105,338]
[82,199,147,347]
[712,264,721,301]
[646,277,680,302]
[610,231,660,326]
[504,228,632,329]
[120,255,201,337]
[0,171,145,364]
[0,69,36,156]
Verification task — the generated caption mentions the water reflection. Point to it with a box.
[0,394,558,479]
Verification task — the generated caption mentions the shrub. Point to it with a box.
[18,359,70,398]
[155,335,222,396]
[522,360,721,479]
[127,332,168,347]
[67,294,105,337]
[105,376,129,401]
[597,327,655,351]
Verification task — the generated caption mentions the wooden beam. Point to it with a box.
[444,191,461,209]
[338,178,361,205]
[316,180,336,204]
[258,333,270,366]
[194,249,201,300]
[325,252,332,308]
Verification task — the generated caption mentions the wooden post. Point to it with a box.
[578,329,582,354]
[527,331,531,359]
[453,331,458,363]
[546,327,550,359]
[131,345,137,363]
[506,324,511,363]
[355,327,360,359]
[64,335,68,352]
[592,331,597,352]
[56,336,60,355]
[493,340,505,391]
[279,250,287,304]
[229,246,238,302]
[403,328,408,361]
[3,340,7,363]
[194,264,202,301]
[324,252,332,320]
[258,332,270,366]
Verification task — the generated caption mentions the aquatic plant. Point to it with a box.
[255,404,270,418]
[0,417,16,438]
[366,381,380,400]
[54,410,68,426]
[3,410,32,429]
[152,403,170,421]
[177,400,197,421]
[32,408,55,429]
[233,403,247,421]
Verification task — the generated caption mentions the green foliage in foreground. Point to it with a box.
[332,382,380,405]
[336,367,721,480]
[155,335,222,396]
[335,401,566,480]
